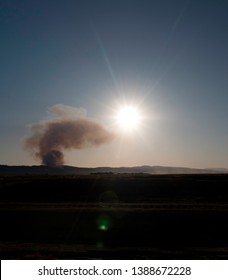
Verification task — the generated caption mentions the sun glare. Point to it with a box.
[116,105,141,131]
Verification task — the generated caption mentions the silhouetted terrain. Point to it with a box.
[0,164,227,175]
[1,173,228,259]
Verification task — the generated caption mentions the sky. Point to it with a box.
[1,0,228,168]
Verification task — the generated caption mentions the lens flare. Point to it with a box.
[97,215,111,231]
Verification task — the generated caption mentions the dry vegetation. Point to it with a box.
[1,174,228,259]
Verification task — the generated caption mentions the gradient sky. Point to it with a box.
[1,0,228,168]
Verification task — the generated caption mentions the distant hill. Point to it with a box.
[0,164,227,175]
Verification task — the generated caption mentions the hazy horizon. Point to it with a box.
[1,163,228,171]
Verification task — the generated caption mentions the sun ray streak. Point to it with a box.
[94,31,121,95]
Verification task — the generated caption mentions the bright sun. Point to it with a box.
[115,105,141,131]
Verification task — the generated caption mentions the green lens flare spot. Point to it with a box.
[97,215,111,231]
[96,241,104,248]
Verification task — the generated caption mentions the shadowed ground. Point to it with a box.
[1,174,228,259]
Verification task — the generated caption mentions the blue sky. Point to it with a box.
[1,0,228,167]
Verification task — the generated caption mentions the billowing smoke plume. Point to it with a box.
[24,104,114,166]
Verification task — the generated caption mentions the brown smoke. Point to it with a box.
[24,105,114,166]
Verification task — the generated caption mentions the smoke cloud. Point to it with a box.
[24,104,114,166]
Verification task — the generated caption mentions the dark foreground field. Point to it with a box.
[1,173,228,259]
